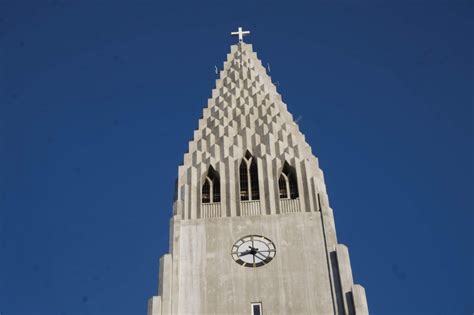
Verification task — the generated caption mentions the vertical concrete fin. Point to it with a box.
[256,157,268,214]
[168,217,174,253]
[352,284,369,315]
[322,207,338,248]
[295,158,309,212]
[336,244,355,315]
[225,158,237,217]
[147,296,162,315]
[266,155,277,215]
[159,254,173,315]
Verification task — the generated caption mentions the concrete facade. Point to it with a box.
[148,41,369,315]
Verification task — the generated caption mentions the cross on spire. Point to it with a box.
[231,27,250,42]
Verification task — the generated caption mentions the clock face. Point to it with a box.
[231,235,276,267]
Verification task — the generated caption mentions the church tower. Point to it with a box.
[148,28,369,315]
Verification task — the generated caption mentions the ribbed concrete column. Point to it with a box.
[147,296,161,315]
[352,284,369,315]
[336,244,355,315]
[159,254,173,315]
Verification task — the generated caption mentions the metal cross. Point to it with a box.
[231,27,250,42]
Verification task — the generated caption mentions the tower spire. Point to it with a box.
[147,34,369,315]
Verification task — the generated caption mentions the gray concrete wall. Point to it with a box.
[175,212,334,314]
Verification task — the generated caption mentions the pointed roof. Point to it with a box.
[175,42,325,219]
[181,43,316,171]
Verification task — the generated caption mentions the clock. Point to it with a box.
[231,235,276,267]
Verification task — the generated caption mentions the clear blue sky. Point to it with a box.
[0,1,472,314]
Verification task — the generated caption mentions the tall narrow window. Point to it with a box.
[202,178,211,203]
[212,168,221,203]
[249,157,260,200]
[239,159,249,201]
[202,166,220,203]
[240,151,260,201]
[279,162,299,199]
[279,173,288,199]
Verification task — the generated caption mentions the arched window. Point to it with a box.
[239,151,260,201]
[202,166,221,203]
[279,162,299,199]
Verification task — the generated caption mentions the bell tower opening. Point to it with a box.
[201,166,220,204]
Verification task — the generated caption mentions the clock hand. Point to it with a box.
[247,246,259,256]
[239,250,252,257]
[254,251,268,261]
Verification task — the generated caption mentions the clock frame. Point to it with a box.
[231,235,276,267]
